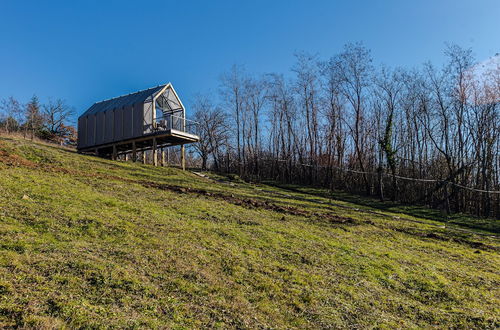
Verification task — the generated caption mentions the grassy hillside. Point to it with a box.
[0,136,498,328]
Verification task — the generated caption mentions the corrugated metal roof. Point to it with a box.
[80,84,166,117]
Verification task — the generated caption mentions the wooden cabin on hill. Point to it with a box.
[77,83,199,169]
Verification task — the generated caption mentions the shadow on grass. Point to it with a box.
[263,181,500,235]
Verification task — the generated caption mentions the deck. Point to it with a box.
[78,128,199,155]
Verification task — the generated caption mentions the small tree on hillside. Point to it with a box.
[24,95,44,140]
[42,98,75,141]
[192,94,229,171]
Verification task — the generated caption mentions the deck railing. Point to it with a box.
[153,114,198,135]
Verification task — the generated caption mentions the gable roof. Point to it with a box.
[80,84,167,117]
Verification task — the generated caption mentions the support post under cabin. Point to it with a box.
[112,145,117,160]
[153,138,158,166]
[181,145,186,171]
[181,102,186,171]
[161,148,165,167]
[132,141,137,162]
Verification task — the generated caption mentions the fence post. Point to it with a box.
[444,181,451,215]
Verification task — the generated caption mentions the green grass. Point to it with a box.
[264,182,500,235]
[0,136,498,328]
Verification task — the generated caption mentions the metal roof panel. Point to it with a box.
[80,85,166,117]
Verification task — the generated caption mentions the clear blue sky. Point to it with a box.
[0,0,498,117]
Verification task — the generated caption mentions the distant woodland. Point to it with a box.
[190,44,499,218]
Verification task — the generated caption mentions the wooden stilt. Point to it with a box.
[161,148,165,167]
[112,145,117,160]
[132,142,137,162]
[181,145,185,171]
[153,138,158,166]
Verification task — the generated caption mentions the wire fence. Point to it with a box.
[242,157,500,194]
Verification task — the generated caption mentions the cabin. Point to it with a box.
[77,83,199,169]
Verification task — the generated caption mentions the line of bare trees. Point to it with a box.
[191,44,499,218]
[0,95,76,145]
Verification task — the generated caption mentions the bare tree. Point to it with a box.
[243,75,267,177]
[265,73,300,182]
[0,96,22,133]
[220,65,246,175]
[293,52,321,183]
[319,58,347,189]
[334,43,373,194]
[192,95,229,171]
[43,98,75,140]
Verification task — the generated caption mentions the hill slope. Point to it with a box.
[0,137,498,328]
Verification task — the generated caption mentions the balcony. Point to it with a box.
[150,114,199,144]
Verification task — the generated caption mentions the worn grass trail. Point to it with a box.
[0,136,498,328]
